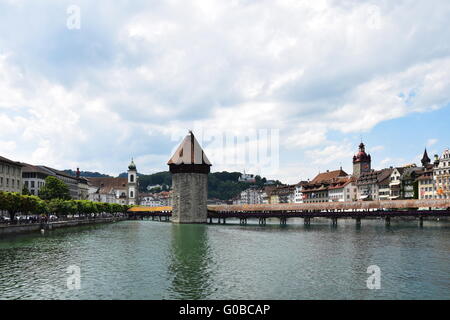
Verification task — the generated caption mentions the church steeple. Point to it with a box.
[421,148,431,167]
[127,158,138,205]
[353,141,371,177]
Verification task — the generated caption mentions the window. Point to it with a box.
[130,175,134,183]
[130,191,134,198]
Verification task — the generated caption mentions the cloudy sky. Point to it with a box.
[1,0,450,183]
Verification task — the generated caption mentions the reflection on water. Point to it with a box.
[0,219,449,299]
[168,224,213,299]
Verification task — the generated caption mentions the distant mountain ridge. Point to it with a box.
[63,169,112,178]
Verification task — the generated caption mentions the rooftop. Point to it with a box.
[167,131,211,166]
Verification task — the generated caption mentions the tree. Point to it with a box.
[48,198,67,218]
[22,185,31,195]
[19,195,40,217]
[0,192,22,222]
[39,176,71,200]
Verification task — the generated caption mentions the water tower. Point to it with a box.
[167,131,211,223]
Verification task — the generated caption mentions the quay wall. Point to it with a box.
[0,217,125,236]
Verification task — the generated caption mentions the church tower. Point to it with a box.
[421,148,431,167]
[168,131,211,223]
[353,142,371,178]
[127,158,138,205]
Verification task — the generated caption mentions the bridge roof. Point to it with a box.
[128,206,172,212]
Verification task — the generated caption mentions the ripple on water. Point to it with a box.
[0,220,449,300]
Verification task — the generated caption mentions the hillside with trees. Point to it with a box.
[134,171,282,200]
[64,169,112,178]
[65,169,283,201]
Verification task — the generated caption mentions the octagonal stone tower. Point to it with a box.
[168,131,211,223]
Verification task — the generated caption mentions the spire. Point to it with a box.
[421,148,431,166]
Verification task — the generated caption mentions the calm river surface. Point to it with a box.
[0,219,449,299]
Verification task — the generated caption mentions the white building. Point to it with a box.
[238,172,256,183]
[21,163,50,196]
[238,188,262,204]
[294,181,308,203]
[434,149,450,199]
[139,194,163,207]
[0,156,23,193]
[328,176,357,202]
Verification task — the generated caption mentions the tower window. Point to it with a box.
[130,191,134,198]
[130,175,134,182]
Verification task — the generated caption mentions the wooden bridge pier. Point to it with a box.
[239,218,248,225]
[280,217,287,225]
[304,217,311,226]
[258,217,267,226]
[419,216,424,227]
[355,217,361,226]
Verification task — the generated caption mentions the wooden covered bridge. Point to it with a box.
[127,199,450,226]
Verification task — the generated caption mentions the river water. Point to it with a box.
[0,219,449,299]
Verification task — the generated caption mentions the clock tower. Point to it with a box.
[353,142,371,178]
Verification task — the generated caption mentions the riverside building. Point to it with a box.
[0,156,23,193]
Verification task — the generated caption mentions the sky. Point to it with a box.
[1,0,450,184]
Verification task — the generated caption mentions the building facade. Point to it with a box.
[238,187,263,205]
[294,181,308,203]
[328,176,357,202]
[0,156,23,193]
[21,163,50,196]
[389,165,421,200]
[434,149,450,200]
[302,169,348,203]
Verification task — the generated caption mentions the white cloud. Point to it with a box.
[0,0,449,179]
[427,138,438,147]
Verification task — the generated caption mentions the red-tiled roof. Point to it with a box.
[88,177,128,194]
[311,169,348,184]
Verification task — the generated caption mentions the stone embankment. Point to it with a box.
[0,217,126,236]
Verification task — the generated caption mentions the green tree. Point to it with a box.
[39,176,71,200]
[0,192,22,221]
[22,185,31,195]
[47,198,68,218]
